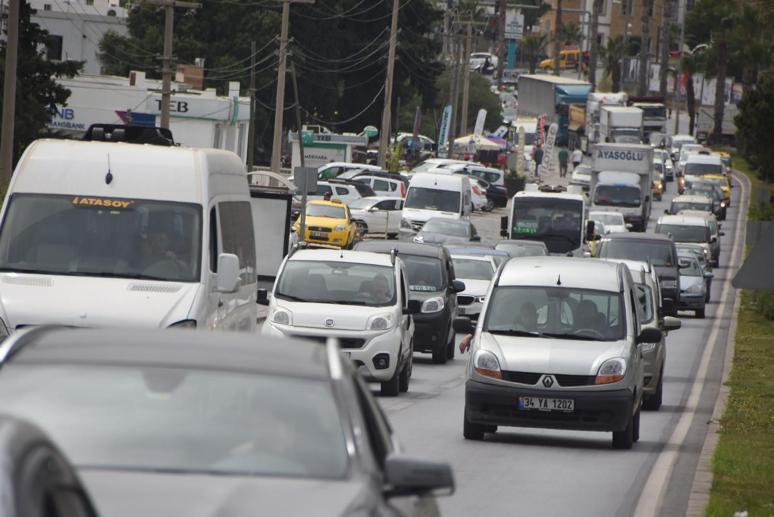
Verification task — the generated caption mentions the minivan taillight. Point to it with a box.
[400,182,407,198]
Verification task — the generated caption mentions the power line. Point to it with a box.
[302,83,385,126]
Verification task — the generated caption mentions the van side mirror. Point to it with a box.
[256,288,269,305]
[585,220,595,242]
[662,316,682,331]
[500,215,508,237]
[637,327,663,344]
[216,253,240,293]
[404,299,421,315]
[453,317,474,334]
[451,280,466,293]
[383,454,454,498]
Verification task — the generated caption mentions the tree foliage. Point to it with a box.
[522,33,550,74]
[0,1,81,167]
[735,71,774,183]
[601,36,625,92]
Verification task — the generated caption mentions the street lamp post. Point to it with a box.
[673,0,686,135]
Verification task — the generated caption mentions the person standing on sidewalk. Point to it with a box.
[572,147,583,171]
[532,144,544,178]
[558,146,569,178]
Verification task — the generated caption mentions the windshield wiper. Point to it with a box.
[274,293,307,302]
[318,300,369,305]
[0,268,173,282]
[487,329,544,337]
[541,332,601,341]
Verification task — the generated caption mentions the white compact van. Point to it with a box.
[400,172,472,238]
[0,139,257,334]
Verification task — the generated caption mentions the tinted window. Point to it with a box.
[599,239,676,267]
[0,366,350,479]
[219,201,256,286]
[335,187,349,195]
[452,258,494,280]
[422,219,470,237]
[656,224,708,243]
[404,187,460,213]
[402,255,444,292]
[594,185,641,207]
[373,179,389,191]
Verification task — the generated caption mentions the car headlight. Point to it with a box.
[335,224,346,231]
[421,296,445,313]
[640,342,657,354]
[413,235,424,243]
[686,283,704,294]
[475,296,486,303]
[596,358,627,384]
[367,313,394,331]
[661,280,677,289]
[401,218,411,229]
[271,308,292,326]
[473,349,502,380]
[168,320,197,329]
[720,201,726,208]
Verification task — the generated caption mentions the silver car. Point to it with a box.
[451,254,497,321]
[456,257,662,449]
[678,255,711,318]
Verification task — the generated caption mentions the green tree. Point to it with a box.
[522,33,550,74]
[735,71,774,183]
[558,22,583,48]
[601,36,625,92]
[728,4,773,95]
[0,1,81,169]
[681,53,700,134]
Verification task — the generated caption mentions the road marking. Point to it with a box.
[633,171,749,517]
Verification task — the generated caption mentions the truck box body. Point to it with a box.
[590,143,654,231]
[517,75,592,145]
[631,102,667,141]
[582,92,627,153]
[599,106,643,144]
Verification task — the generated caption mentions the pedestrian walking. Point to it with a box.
[572,147,583,171]
[532,144,544,178]
[558,146,569,178]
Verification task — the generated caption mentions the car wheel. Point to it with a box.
[354,220,368,234]
[446,330,455,360]
[463,408,486,440]
[484,199,495,212]
[387,233,399,240]
[612,412,634,449]
[399,356,411,393]
[380,363,401,397]
[432,343,448,364]
[696,307,706,318]
[632,409,641,443]
[643,367,664,411]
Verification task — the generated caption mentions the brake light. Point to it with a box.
[400,182,407,198]
[473,185,482,195]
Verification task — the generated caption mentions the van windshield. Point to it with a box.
[405,187,460,213]
[0,194,202,282]
[594,185,641,207]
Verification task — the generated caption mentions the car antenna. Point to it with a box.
[390,248,397,266]
[105,153,113,185]
[556,274,562,286]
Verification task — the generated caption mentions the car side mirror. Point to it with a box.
[637,327,663,344]
[451,280,466,293]
[585,219,595,242]
[471,235,481,242]
[404,299,422,315]
[662,316,682,331]
[719,231,725,236]
[256,288,269,305]
[500,215,508,238]
[216,253,240,293]
[383,454,454,498]
[678,258,691,268]
[710,236,717,243]
[704,271,714,279]
[368,207,378,212]
[453,316,474,334]
[664,209,670,215]
[625,223,633,230]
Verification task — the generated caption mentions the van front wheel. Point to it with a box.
[380,363,401,397]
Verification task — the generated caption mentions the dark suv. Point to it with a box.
[355,241,464,363]
[596,233,679,315]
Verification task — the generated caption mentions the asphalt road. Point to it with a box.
[377,174,748,516]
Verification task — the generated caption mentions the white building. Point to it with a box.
[28,0,129,75]
[50,71,252,162]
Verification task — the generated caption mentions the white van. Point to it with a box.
[0,139,257,333]
[400,172,472,238]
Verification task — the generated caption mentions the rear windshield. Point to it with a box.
[656,224,709,243]
[452,258,494,280]
[402,255,445,292]
[684,162,723,176]
[594,185,641,207]
[670,201,712,214]
[599,239,676,267]
[405,187,460,213]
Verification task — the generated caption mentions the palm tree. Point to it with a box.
[681,54,699,134]
[558,22,584,48]
[602,36,626,92]
[552,0,564,76]
[522,33,550,74]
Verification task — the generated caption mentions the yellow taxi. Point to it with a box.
[652,172,665,201]
[538,49,581,70]
[295,199,357,249]
[702,173,732,206]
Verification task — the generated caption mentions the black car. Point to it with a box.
[0,328,454,517]
[355,240,465,363]
[596,233,680,315]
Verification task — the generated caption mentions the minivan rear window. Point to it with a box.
[404,187,460,213]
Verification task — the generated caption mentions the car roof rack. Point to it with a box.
[538,184,567,193]
[82,124,175,146]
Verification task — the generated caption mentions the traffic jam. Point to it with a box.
[0,111,738,514]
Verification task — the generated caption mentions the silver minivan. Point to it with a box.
[456,257,662,449]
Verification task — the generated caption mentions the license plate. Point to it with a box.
[519,396,574,412]
[458,307,466,315]
[310,232,328,240]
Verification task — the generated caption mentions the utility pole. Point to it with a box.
[659,0,674,97]
[589,0,603,90]
[143,0,200,130]
[638,0,653,96]
[377,0,400,169]
[553,0,563,77]
[496,0,506,88]
[246,40,257,169]
[0,0,19,186]
[448,26,461,151]
[460,21,473,136]
[673,0,685,135]
[270,0,315,173]
[290,65,308,241]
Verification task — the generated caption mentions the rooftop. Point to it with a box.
[498,257,621,292]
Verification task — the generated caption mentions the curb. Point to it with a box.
[684,168,751,516]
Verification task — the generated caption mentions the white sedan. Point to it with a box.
[348,197,404,237]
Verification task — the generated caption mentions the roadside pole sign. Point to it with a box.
[539,123,558,178]
[473,109,487,137]
[294,166,318,245]
[437,104,452,157]
[517,126,525,177]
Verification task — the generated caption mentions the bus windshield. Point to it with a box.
[511,197,583,254]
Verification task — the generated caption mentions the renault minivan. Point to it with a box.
[0,138,257,334]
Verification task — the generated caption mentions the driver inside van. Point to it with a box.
[142,217,185,278]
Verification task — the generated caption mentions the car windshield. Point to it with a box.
[401,254,444,292]
[680,258,703,276]
[276,260,396,306]
[422,219,469,237]
[484,286,625,341]
[511,198,583,254]
[0,365,349,479]
[635,283,655,323]
[452,258,493,280]
[307,204,346,219]
[599,240,676,267]
[593,185,641,207]
[590,212,625,226]
[495,241,547,257]
[656,224,708,243]
[685,188,721,202]
[671,201,712,213]
[684,162,723,176]
[0,194,202,282]
[404,187,460,213]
